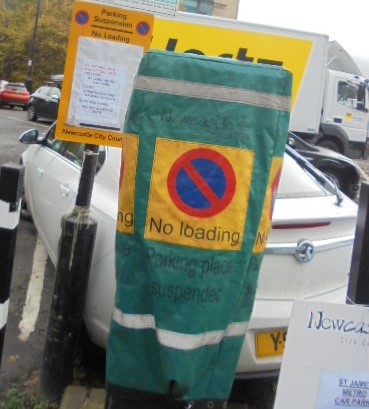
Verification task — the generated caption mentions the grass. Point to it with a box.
[0,387,58,409]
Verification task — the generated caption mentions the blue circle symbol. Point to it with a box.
[177,158,226,210]
[167,148,236,218]
[136,21,150,36]
[75,10,89,25]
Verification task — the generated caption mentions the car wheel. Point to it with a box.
[345,185,359,200]
[20,189,33,222]
[230,378,277,408]
[321,168,351,196]
[10,105,14,110]
[27,104,37,121]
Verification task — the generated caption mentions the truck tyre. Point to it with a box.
[317,139,341,153]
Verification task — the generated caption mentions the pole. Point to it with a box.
[40,145,99,402]
[0,163,24,368]
[26,0,41,93]
[346,181,369,305]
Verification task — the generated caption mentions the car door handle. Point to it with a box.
[59,184,70,197]
[37,167,44,177]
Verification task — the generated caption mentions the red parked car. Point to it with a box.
[0,82,30,110]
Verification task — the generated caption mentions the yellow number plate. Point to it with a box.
[255,329,287,358]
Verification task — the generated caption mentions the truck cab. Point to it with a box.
[317,69,369,159]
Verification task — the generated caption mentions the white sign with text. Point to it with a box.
[74,58,126,129]
[67,36,143,132]
[316,371,369,408]
[274,300,369,409]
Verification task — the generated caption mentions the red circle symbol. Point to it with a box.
[167,148,236,218]
[136,21,151,36]
[269,168,282,219]
[75,10,89,25]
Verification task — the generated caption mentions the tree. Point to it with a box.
[0,0,73,90]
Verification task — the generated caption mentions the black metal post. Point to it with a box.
[26,0,41,93]
[76,145,99,207]
[346,181,369,305]
[0,163,24,368]
[40,146,99,402]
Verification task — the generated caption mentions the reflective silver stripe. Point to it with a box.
[113,309,156,329]
[134,75,291,112]
[265,235,354,255]
[0,300,9,330]
[113,308,248,350]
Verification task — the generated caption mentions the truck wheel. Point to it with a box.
[317,139,341,153]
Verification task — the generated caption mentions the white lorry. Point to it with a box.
[150,12,369,159]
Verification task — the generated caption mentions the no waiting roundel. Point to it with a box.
[167,148,236,218]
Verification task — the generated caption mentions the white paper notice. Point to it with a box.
[67,37,143,131]
[316,371,369,409]
[74,59,125,129]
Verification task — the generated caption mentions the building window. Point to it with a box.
[180,0,214,15]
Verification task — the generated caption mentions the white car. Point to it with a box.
[19,122,357,378]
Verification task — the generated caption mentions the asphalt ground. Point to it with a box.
[0,108,53,395]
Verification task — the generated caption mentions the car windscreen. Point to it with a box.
[5,84,28,92]
[44,124,106,171]
[278,146,341,201]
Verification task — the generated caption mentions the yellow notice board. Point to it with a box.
[117,134,139,234]
[56,1,154,146]
[253,156,283,254]
[144,138,254,251]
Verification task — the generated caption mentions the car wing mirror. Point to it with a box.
[19,129,43,144]
[51,94,60,101]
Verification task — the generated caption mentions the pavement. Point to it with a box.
[59,386,249,409]
[59,386,105,409]
[59,385,105,409]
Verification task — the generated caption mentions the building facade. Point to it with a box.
[178,0,239,19]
